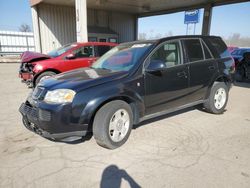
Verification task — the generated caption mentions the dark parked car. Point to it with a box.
[19,35,235,149]
[19,42,117,87]
[231,48,250,66]
[235,52,250,81]
[227,46,238,53]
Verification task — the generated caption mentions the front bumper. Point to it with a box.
[19,99,88,142]
[19,71,34,87]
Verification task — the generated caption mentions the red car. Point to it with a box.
[19,42,117,87]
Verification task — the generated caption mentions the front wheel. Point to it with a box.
[93,100,133,149]
[35,71,56,86]
[203,82,229,114]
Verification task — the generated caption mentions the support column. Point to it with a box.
[31,6,41,52]
[202,5,213,35]
[134,16,138,41]
[75,0,88,42]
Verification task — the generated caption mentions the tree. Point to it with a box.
[19,24,31,32]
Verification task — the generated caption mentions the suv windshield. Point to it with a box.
[91,43,152,72]
[47,43,76,57]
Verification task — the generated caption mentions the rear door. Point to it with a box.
[144,40,190,115]
[182,38,217,102]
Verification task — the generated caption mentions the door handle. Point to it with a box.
[208,65,215,70]
[177,71,187,78]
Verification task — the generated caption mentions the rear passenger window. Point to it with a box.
[183,39,204,62]
[96,46,111,57]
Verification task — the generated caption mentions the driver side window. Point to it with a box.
[150,41,181,68]
[73,46,94,58]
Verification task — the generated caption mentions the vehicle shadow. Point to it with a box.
[100,165,141,188]
[134,106,196,129]
[233,81,250,88]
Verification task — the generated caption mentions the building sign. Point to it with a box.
[184,10,200,24]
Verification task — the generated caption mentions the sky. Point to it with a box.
[139,1,250,39]
[0,0,250,38]
[0,0,32,31]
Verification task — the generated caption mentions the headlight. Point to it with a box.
[34,64,43,72]
[44,89,76,104]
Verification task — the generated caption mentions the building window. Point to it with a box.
[99,38,107,42]
[109,38,118,43]
[88,37,97,42]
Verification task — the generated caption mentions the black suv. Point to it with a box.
[19,36,235,149]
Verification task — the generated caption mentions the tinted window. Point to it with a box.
[202,41,213,59]
[206,38,231,58]
[73,46,94,58]
[240,49,250,55]
[183,39,204,62]
[150,41,181,68]
[97,45,111,57]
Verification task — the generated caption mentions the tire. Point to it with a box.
[93,100,133,149]
[203,82,229,114]
[35,71,56,86]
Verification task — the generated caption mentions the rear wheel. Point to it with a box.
[203,82,229,114]
[35,71,56,86]
[93,100,133,149]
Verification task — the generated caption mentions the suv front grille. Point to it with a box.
[19,103,38,120]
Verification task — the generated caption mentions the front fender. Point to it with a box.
[74,83,145,126]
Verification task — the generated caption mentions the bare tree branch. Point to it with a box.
[19,24,31,32]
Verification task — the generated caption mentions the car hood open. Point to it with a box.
[21,51,51,63]
[38,68,129,91]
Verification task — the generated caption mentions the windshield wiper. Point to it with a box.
[91,67,111,71]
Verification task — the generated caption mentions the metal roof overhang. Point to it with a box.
[30,0,250,17]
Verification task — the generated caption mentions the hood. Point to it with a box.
[21,51,51,63]
[38,68,129,91]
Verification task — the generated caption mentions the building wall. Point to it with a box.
[35,4,136,53]
[37,3,76,53]
[87,9,136,43]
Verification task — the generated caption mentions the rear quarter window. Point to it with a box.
[204,37,231,58]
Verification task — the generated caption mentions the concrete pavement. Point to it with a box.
[0,64,250,188]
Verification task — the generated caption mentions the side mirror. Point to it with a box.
[146,59,166,73]
[65,53,76,60]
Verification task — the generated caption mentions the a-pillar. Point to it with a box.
[75,0,88,42]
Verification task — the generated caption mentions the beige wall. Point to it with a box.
[37,3,76,53]
[87,9,136,43]
[33,4,136,53]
